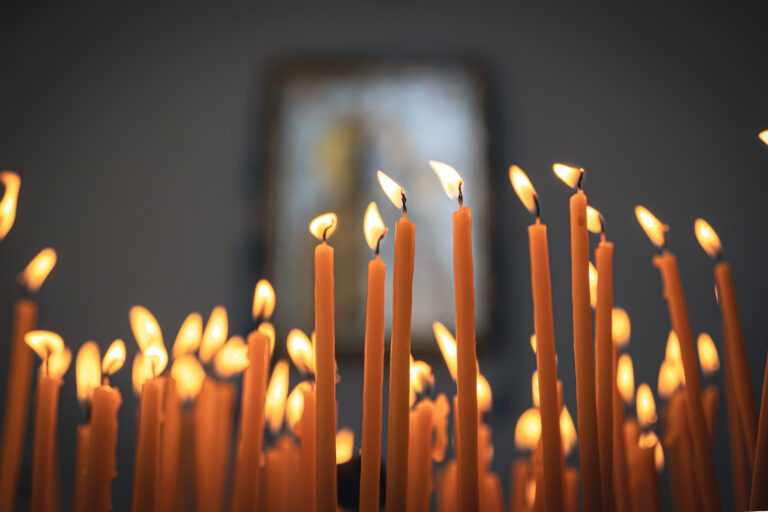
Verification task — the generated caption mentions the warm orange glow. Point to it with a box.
[635,206,667,248]
[76,341,101,404]
[199,306,228,364]
[666,330,681,363]
[586,205,603,234]
[617,354,635,404]
[102,339,126,376]
[433,321,457,380]
[589,261,598,309]
[252,279,276,320]
[560,406,577,456]
[170,355,206,401]
[508,166,538,214]
[697,332,720,375]
[612,308,631,348]
[531,371,540,408]
[477,373,492,413]
[47,347,72,379]
[377,170,405,210]
[552,163,583,189]
[658,359,682,399]
[0,171,21,240]
[265,359,290,433]
[25,330,65,363]
[143,344,168,376]
[529,334,536,354]
[654,440,664,472]
[258,322,276,357]
[429,160,463,201]
[636,383,657,427]
[526,478,536,509]
[336,428,354,464]
[514,408,541,450]
[287,328,314,374]
[172,312,203,358]
[309,213,338,241]
[214,336,249,377]
[431,394,451,462]
[694,218,722,259]
[132,353,152,396]
[18,248,57,293]
[409,358,434,406]
[638,431,664,471]
[129,305,163,353]
[760,130,768,146]
[363,201,388,251]
[286,381,311,432]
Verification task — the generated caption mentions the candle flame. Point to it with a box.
[25,330,65,363]
[132,353,152,395]
[214,336,249,377]
[552,163,583,189]
[172,312,203,358]
[665,330,681,363]
[432,321,457,380]
[287,328,314,374]
[199,306,228,364]
[129,305,163,353]
[336,428,354,464]
[363,202,388,251]
[17,248,57,293]
[589,261,598,309]
[760,130,768,146]
[143,344,168,376]
[265,359,290,433]
[657,359,682,399]
[309,213,338,241]
[514,407,541,450]
[526,478,537,509]
[477,373,492,413]
[47,347,72,379]
[560,406,578,456]
[532,371,540,408]
[697,332,720,375]
[638,431,664,471]
[286,381,311,432]
[617,354,635,404]
[636,383,657,427]
[102,339,126,376]
[654,440,664,472]
[377,171,405,210]
[409,357,434,406]
[586,205,603,234]
[508,166,538,214]
[429,160,463,201]
[76,341,101,404]
[170,354,206,401]
[252,279,276,320]
[258,322,276,358]
[529,334,536,354]
[694,218,722,259]
[612,308,631,347]
[635,206,667,248]
[0,171,21,240]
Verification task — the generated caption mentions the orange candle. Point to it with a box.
[750,353,768,510]
[702,386,719,440]
[480,471,505,512]
[510,166,562,512]
[84,385,122,512]
[510,459,530,512]
[611,354,631,512]
[73,340,100,512]
[131,376,164,512]
[407,398,434,512]
[437,460,457,512]
[360,202,388,512]
[73,425,91,512]
[298,385,317,512]
[564,468,579,512]
[725,359,749,511]
[158,376,181,511]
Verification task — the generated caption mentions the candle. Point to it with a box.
[510,459,530,512]
[636,432,661,512]
[437,461,457,512]
[553,163,602,512]
[73,341,101,512]
[750,354,768,510]
[299,385,317,512]
[698,331,720,440]
[564,468,580,512]
[725,358,749,511]
[509,166,563,512]
[610,309,632,512]
[407,398,435,512]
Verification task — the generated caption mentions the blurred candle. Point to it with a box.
[750,354,768,510]
[72,341,101,512]
[725,358,749,511]
[407,398,434,512]
[611,310,632,512]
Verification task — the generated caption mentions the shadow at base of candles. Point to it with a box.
[337,454,386,510]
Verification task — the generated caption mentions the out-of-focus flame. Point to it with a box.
[170,355,206,401]
[617,354,635,404]
[759,130,768,146]
[286,381,311,432]
[25,330,64,362]
[377,171,405,210]
[666,331,681,363]
[694,219,722,259]
[515,408,541,450]
[144,345,168,376]
[553,163,583,189]
[409,358,434,406]
[129,306,163,353]
[532,371,540,408]
[257,322,276,358]
[431,394,450,462]
[508,166,538,214]
[526,478,536,509]
[252,279,276,320]
[657,359,682,399]
[287,328,314,374]
[172,312,203,358]
[586,205,603,234]
[638,431,664,471]
[654,439,664,472]
[0,171,21,240]
[589,261,598,309]
[47,347,71,379]
[429,160,463,201]
[102,339,126,376]
[76,341,101,404]
[636,383,657,427]
[635,206,667,248]
[433,321,457,380]
[17,248,57,293]
[697,332,720,376]
[612,308,631,347]
[529,334,536,354]
[336,428,354,464]
[214,336,249,377]
[560,406,578,456]
[363,202,388,251]
[309,213,338,241]
[199,306,228,364]
[477,373,492,413]
[265,359,290,433]
[132,353,152,396]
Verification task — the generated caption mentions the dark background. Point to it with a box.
[1,2,767,510]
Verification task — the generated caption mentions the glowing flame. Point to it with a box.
[589,261,598,309]
[102,339,126,376]
[129,306,163,353]
[508,166,538,214]
[286,381,311,432]
[199,306,228,364]
[265,359,290,433]
[252,279,276,320]
[586,206,603,234]
[657,359,682,399]
[363,202,388,251]
[760,130,768,146]
[76,342,101,404]
[529,334,536,354]
[0,171,21,240]
[336,428,354,464]
[514,408,541,450]
[617,354,635,404]
[410,358,434,406]
[433,321,457,380]
[654,440,664,472]
[635,206,667,248]
[144,345,168,375]
[309,213,338,241]
[697,333,720,375]
[429,160,463,201]
[666,331,681,363]
[612,308,631,347]
[526,478,536,509]
[377,171,405,210]
[560,406,577,456]
[532,371,540,408]
[214,336,249,377]
[477,373,492,413]
[47,347,71,379]
[552,163,583,189]
[287,328,314,374]
[17,248,57,293]
[636,383,657,427]
[172,312,203,358]
[258,322,276,358]
[694,219,722,259]
[25,330,64,362]
[170,355,206,401]
[638,431,664,471]
[132,353,152,396]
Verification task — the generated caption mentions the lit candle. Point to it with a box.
[725,358,749,511]
[263,362,291,512]
[697,333,720,439]
[553,163,602,512]
[509,166,562,512]
[378,170,415,512]
[73,341,101,512]
[611,308,632,512]
[407,397,435,512]
[0,170,20,240]
[750,354,768,510]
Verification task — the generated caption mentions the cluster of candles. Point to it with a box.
[1,131,768,512]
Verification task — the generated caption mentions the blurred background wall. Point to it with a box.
[1,2,767,510]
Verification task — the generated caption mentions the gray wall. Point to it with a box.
[1,2,767,510]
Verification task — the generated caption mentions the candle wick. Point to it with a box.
[375,234,384,256]
[401,191,407,215]
[577,170,584,190]
[534,194,541,222]
[458,182,464,207]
